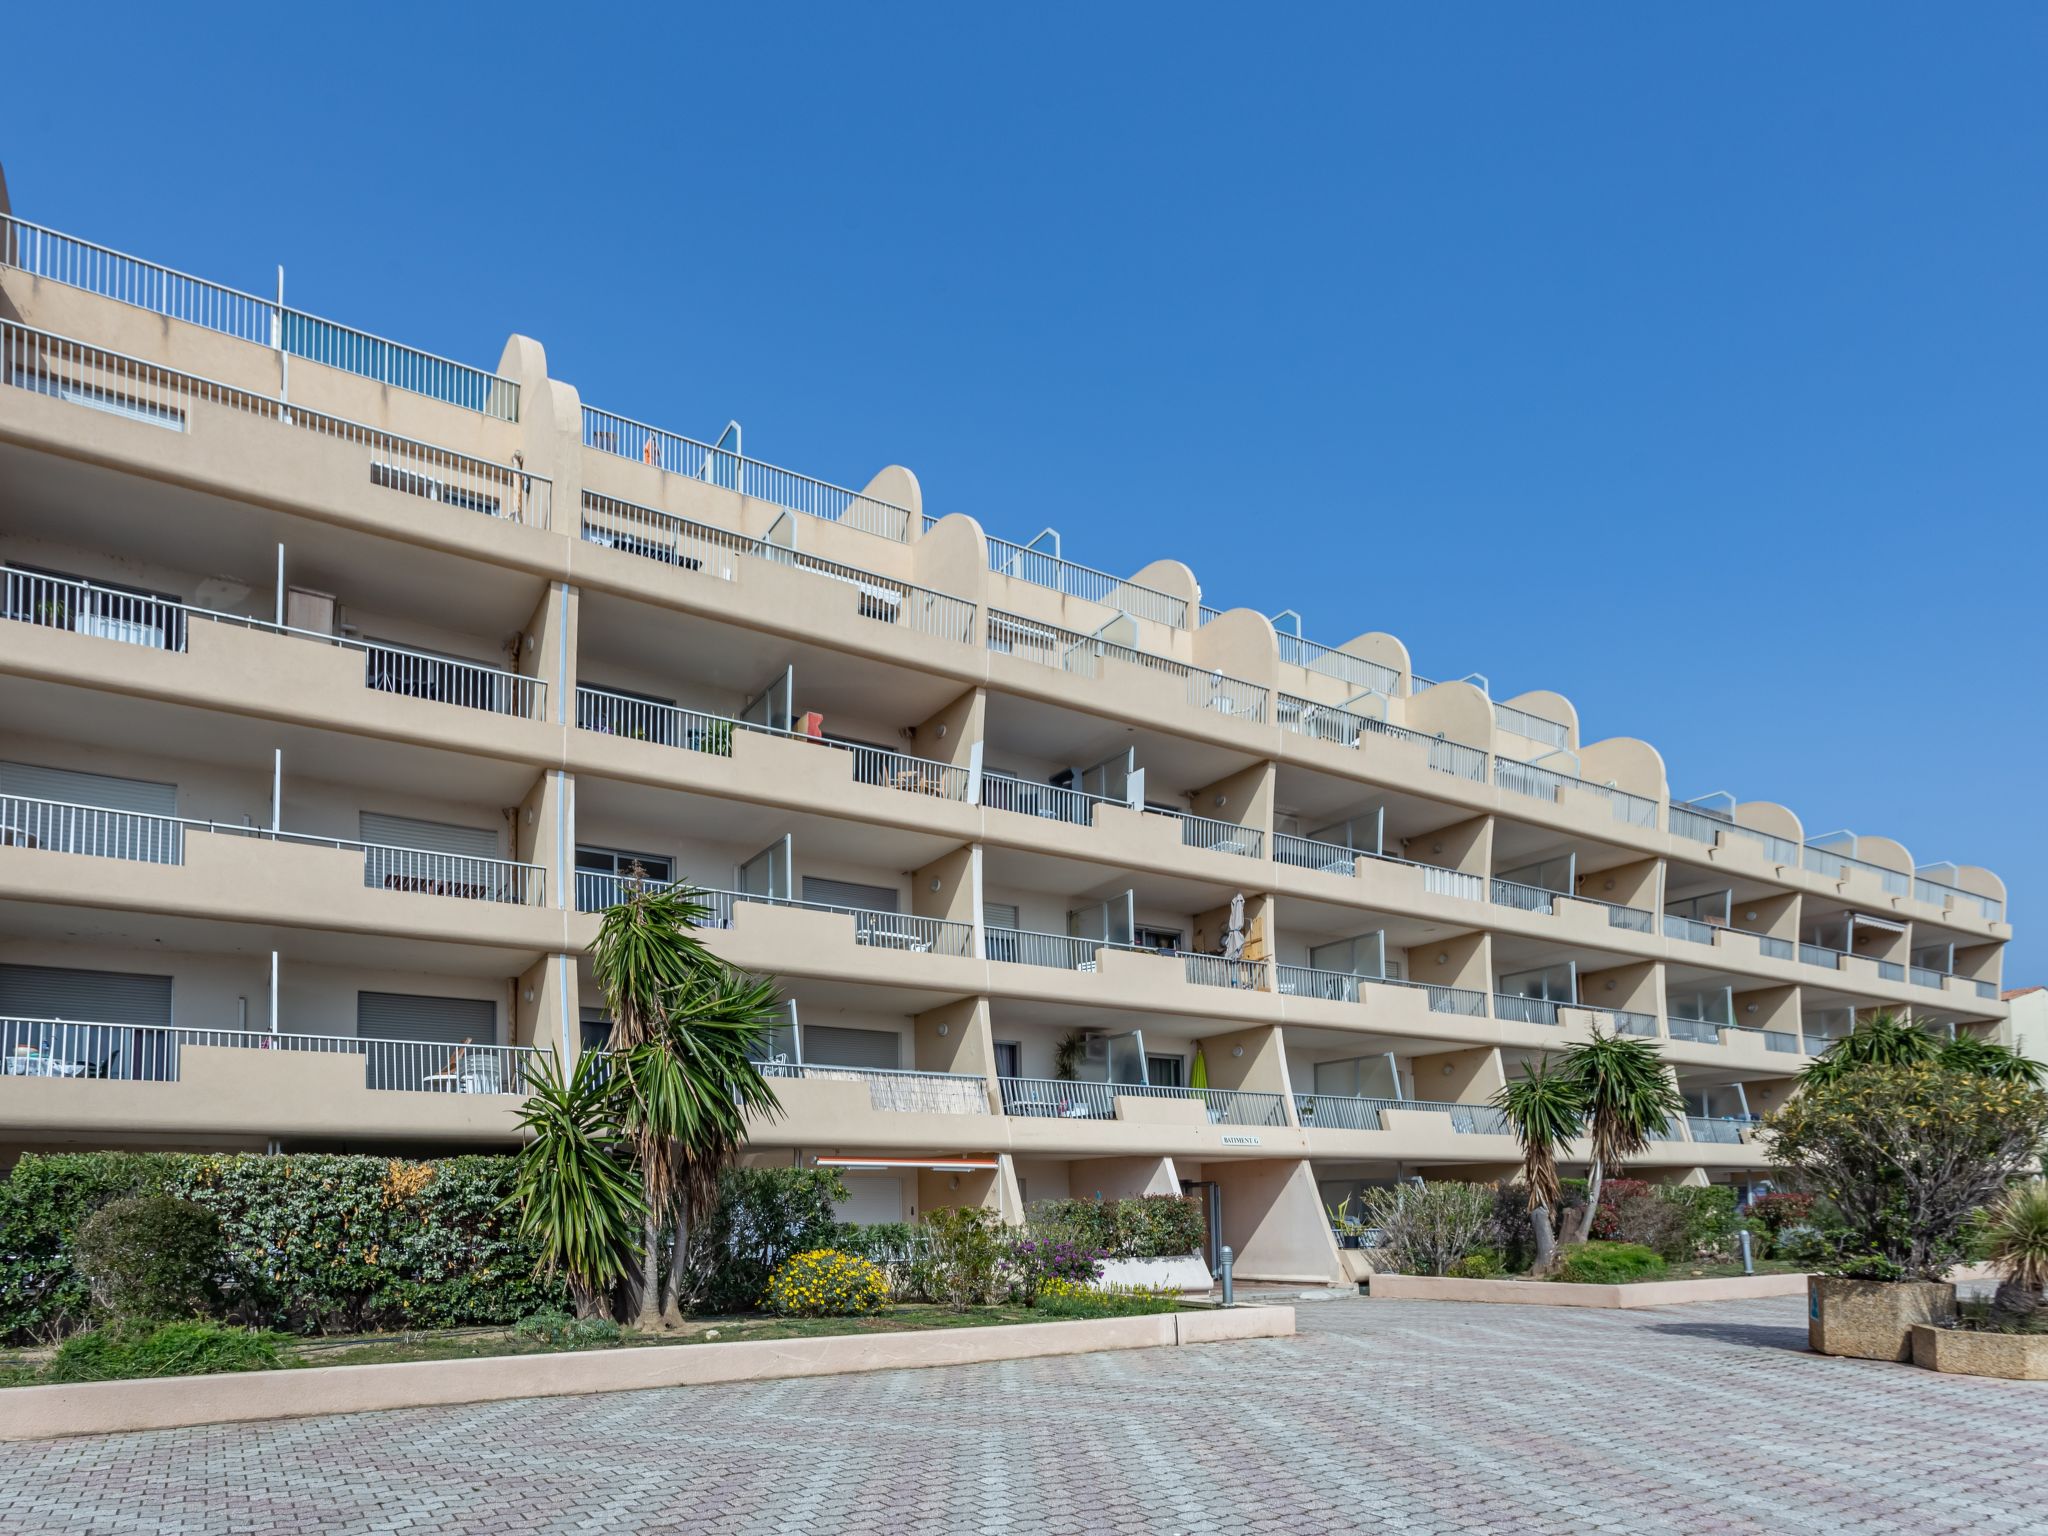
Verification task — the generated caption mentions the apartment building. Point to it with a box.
[0,178,2013,1282]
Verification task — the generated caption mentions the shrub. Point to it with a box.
[1664,1185,1741,1260]
[923,1206,1005,1309]
[1743,1191,1816,1240]
[762,1249,888,1318]
[1768,1063,2048,1279]
[1032,1278,1178,1318]
[682,1166,848,1314]
[1006,1235,1105,1305]
[1603,1190,1690,1261]
[1026,1196,1206,1259]
[1446,1249,1505,1279]
[1555,1242,1667,1285]
[1360,1181,1498,1276]
[832,1222,939,1303]
[511,1309,623,1349]
[74,1195,222,1322]
[41,1320,287,1383]
[1487,1183,1536,1272]
[0,1151,175,1342]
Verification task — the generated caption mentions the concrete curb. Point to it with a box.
[1366,1272,1810,1308]
[0,1305,1296,1441]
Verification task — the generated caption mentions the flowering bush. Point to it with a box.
[1033,1277,1179,1318]
[1006,1235,1105,1304]
[762,1249,888,1318]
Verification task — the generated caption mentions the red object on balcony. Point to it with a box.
[798,711,825,738]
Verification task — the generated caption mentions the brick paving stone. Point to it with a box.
[2,1295,2047,1533]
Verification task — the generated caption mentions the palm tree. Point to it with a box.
[509,1051,645,1316]
[1565,1028,1684,1245]
[592,880,783,1328]
[1800,1011,1938,1085]
[1936,1033,2045,1085]
[1985,1181,2048,1327]
[1492,1059,1584,1273]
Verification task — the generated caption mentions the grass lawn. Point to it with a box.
[0,1303,1169,1383]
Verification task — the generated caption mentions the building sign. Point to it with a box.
[1218,1133,1262,1147]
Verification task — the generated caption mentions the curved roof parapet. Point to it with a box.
[1920,862,2009,904]
[1498,690,1579,752]
[1403,677,1492,751]
[1734,801,1804,843]
[1192,607,1280,688]
[1854,835,1915,875]
[1131,559,1200,611]
[1344,632,1413,687]
[862,466,923,520]
[1576,738,1666,802]
[911,512,992,603]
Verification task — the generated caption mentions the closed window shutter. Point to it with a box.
[984,902,1020,930]
[358,813,499,858]
[804,1025,901,1070]
[800,878,898,913]
[0,963,173,1025]
[357,991,495,1045]
[0,762,176,815]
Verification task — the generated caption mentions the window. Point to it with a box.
[576,846,674,910]
[1134,925,1183,955]
[994,1041,1021,1078]
[1146,1054,1184,1088]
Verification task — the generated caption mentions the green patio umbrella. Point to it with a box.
[1190,1043,1210,1104]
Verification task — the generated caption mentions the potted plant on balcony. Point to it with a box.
[1770,1034,2048,1361]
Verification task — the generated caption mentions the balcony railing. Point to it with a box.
[1493,702,1570,750]
[987,612,1267,722]
[983,540,1189,629]
[1686,1116,1751,1145]
[0,796,545,904]
[996,1076,1285,1126]
[1799,942,1842,970]
[1494,757,1657,828]
[1765,1030,1799,1053]
[1721,822,1800,866]
[580,407,911,541]
[1153,808,1264,859]
[1420,862,1486,902]
[1275,964,1368,1003]
[1802,842,1913,898]
[980,772,1116,826]
[1663,913,1717,946]
[1275,633,1401,696]
[1667,1017,1724,1045]
[1913,876,2003,923]
[1878,960,1905,981]
[573,687,971,801]
[1910,965,1945,989]
[1375,977,1490,1016]
[1275,833,1363,876]
[1604,903,1655,933]
[1668,805,1722,844]
[1274,694,1489,782]
[755,1061,989,1114]
[1755,934,1795,961]
[1,1017,541,1093]
[585,881,975,957]
[3,322,545,524]
[1804,1032,1846,1056]
[1181,953,1270,990]
[1494,994,1564,1026]
[1975,979,1999,1000]
[1,218,519,419]
[1490,877,1556,915]
[3,569,549,720]
[984,926,1122,971]
[1293,1094,1510,1135]
[579,492,975,643]
[1608,1010,1660,1038]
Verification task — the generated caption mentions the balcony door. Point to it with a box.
[735,835,791,902]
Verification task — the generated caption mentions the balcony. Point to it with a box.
[575,875,974,958]
[1273,631,1400,695]
[986,611,1267,724]
[3,795,547,907]
[1491,877,1557,916]
[1663,914,1717,946]
[1686,1116,1755,1145]
[2,1017,540,1095]
[1493,756,1657,829]
[1607,1010,1659,1037]
[1667,1017,1723,1045]
[996,1076,1286,1127]
[1494,993,1564,1026]
[984,539,1189,629]
[1798,942,1842,971]
[1293,1094,1509,1134]
[5,568,547,720]
[578,492,974,644]
[574,688,971,803]
[1275,693,1488,782]
[756,1061,988,1114]
[981,772,1116,827]
[1149,807,1265,860]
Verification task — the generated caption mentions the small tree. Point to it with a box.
[1359,1181,1498,1276]
[1493,1059,1582,1273]
[510,1053,645,1317]
[1566,1030,1684,1245]
[1801,1011,2043,1088]
[1767,1063,2048,1280]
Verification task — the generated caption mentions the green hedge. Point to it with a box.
[0,1152,564,1343]
[1027,1195,1206,1259]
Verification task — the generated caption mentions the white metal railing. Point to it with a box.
[987,611,1267,722]
[1686,1116,1749,1145]
[1605,904,1655,934]
[979,772,1116,826]
[1370,976,1489,1016]
[683,886,974,957]
[2,571,547,720]
[1755,934,1796,961]
[1803,1032,1836,1056]
[1493,756,1657,827]
[1667,805,1722,843]
[1799,942,1842,970]
[1494,994,1564,1026]
[1803,843,1912,898]
[1668,1017,1723,1045]
[1275,632,1401,695]
[1154,808,1265,858]
[580,407,911,541]
[579,492,975,642]
[1721,822,1800,865]
[984,926,1128,971]
[1273,693,1489,782]
[1181,953,1270,990]
[983,539,1189,628]
[1275,833,1362,876]
[1913,876,2003,923]
[0,217,519,419]
[1421,863,1486,902]
[1292,1092,1385,1130]
[1493,702,1570,749]
[1609,1010,1660,1038]
[996,1076,1285,1126]
[0,796,545,905]
[1663,913,1717,945]
[0,1017,541,1093]
[1275,964,1367,1003]
[2,322,545,521]
[572,687,970,801]
[1491,878,1557,915]
[756,1061,988,1114]
[1910,965,1945,989]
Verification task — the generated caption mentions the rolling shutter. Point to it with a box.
[358,813,499,858]
[357,991,496,1045]
[0,762,177,814]
[801,877,898,913]
[0,963,173,1024]
[804,1025,900,1070]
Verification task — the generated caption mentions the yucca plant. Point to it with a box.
[592,880,784,1328]
[1565,1029,1684,1244]
[509,1052,644,1317]
[1986,1181,2048,1327]
[1937,1034,2045,1086]
[1493,1059,1585,1273]
[1800,1011,1938,1085]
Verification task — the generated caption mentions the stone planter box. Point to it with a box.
[1367,1271,1809,1308]
[1911,1324,2048,1380]
[1808,1276,1956,1362]
[1097,1255,1214,1293]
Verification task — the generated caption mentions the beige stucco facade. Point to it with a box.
[0,184,2016,1277]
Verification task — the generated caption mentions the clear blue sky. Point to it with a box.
[10,5,2044,975]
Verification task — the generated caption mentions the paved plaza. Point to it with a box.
[3,1294,2045,1534]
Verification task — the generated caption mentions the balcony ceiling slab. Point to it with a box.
[982,695,1251,787]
